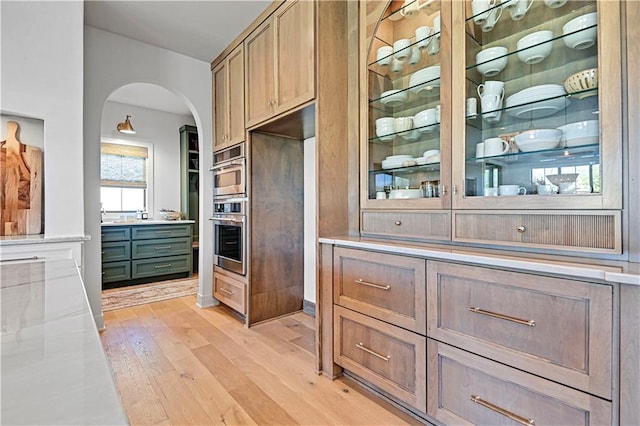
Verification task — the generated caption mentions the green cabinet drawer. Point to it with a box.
[131,237,191,259]
[102,261,131,283]
[132,255,191,279]
[101,226,131,242]
[131,224,192,240]
[102,241,131,262]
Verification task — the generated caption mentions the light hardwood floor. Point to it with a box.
[100,295,417,425]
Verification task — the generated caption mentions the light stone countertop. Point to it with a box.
[0,258,128,425]
[101,219,195,226]
[319,236,640,286]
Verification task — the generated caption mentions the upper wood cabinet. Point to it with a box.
[213,45,245,151]
[245,0,315,128]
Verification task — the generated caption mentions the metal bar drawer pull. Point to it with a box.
[354,278,391,291]
[154,264,172,269]
[355,343,390,362]
[154,246,172,250]
[219,287,234,296]
[471,395,535,425]
[469,307,536,327]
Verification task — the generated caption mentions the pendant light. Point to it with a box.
[117,115,136,134]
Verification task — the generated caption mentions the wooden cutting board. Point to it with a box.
[0,121,43,236]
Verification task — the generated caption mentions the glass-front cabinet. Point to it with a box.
[362,0,451,209]
[452,0,622,211]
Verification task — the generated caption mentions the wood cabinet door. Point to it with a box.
[245,17,275,128]
[274,0,315,115]
[212,60,228,150]
[227,45,245,145]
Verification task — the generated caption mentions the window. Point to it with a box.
[100,142,148,212]
[532,164,600,193]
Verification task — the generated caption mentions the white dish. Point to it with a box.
[506,98,570,119]
[475,46,508,77]
[516,30,553,64]
[385,154,413,160]
[506,85,569,119]
[409,65,441,97]
[380,89,408,107]
[389,189,423,199]
[514,129,562,151]
[557,120,599,147]
[425,154,441,164]
[562,12,597,49]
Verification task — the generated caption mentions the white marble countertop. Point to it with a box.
[319,236,640,285]
[101,219,194,227]
[0,234,89,247]
[1,258,128,425]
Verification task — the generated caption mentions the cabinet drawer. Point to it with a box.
[102,261,131,283]
[452,211,621,254]
[101,241,130,262]
[334,306,426,413]
[333,247,426,334]
[131,237,191,259]
[213,271,246,314]
[131,224,192,240]
[101,226,130,242]
[131,255,191,279]
[427,340,611,426]
[427,261,613,399]
[361,210,450,241]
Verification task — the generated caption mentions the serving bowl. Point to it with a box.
[557,120,599,147]
[516,30,553,64]
[546,173,579,194]
[562,12,597,49]
[475,46,508,77]
[514,129,562,152]
[564,68,598,98]
[159,210,182,220]
[380,89,408,107]
[389,188,423,199]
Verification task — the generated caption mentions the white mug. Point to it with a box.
[499,184,527,196]
[376,45,393,66]
[427,36,440,55]
[433,13,441,37]
[508,0,533,20]
[391,57,404,74]
[466,97,478,118]
[471,0,498,24]
[475,142,485,158]
[394,38,411,60]
[482,6,503,32]
[435,104,441,123]
[544,0,567,8]
[477,80,505,98]
[408,46,422,65]
[376,191,387,199]
[480,94,503,122]
[484,137,509,156]
[401,0,420,18]
[416,26,433,49]
[484,187,499,196]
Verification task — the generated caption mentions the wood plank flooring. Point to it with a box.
[100,295,417,425]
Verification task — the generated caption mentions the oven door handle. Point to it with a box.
[209,159,244,171]
[209,217,244,224]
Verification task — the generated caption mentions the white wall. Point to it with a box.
[84,27,214,329]
[0,1,84,238]
[304,137,317,304]
[101,100,195,218]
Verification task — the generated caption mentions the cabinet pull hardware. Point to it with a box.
[102,272,106,275]
[517,225,526,233]
[219,287,234,295]
[440,184,446,196]
[395,220,402,226]
[355,278,390,291]
[101,251,105,254]
[154,246,172,250]
[470,395,535,426]
[155,230,172,234]
[451,184,457,195]
[154,264,173,269]
[469,307,535,327]
[355,343,390,362]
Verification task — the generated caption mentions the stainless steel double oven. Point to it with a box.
[211,143,246,275]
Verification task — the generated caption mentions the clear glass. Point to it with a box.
[367,0,443,200]
[463,0,600,198]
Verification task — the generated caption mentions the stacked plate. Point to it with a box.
[380,89,408,107]
[381,154,413,169]
[409,65,440,97]
[505,84,570,119]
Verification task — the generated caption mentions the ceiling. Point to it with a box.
[85,0,271,115]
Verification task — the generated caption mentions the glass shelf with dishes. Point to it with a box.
[462,0,601,199]
[367,0,444,202]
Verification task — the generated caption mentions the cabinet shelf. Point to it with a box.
[369,162,441,175]
[467,143,599,167]
[369,125,440,144]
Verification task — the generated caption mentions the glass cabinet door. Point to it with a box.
[453,0,622,210]
[363,0,450,207]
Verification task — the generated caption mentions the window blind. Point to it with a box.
[100,143,148,188]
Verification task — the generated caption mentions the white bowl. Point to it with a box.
[389,189,423,199]
[516,30,553,64]
[414,108,437,129]
[394,117,414,133]
[557,120,599,147]
[380,89,408,107]
[562,12,597,49]
[514,129,562,152]
[385,154,413,160]
[546,173,579,185]
[423,149,440,157]
[476,46,508,77]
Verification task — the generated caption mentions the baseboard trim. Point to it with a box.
[303,299,316,317]
[197,293,218,308]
